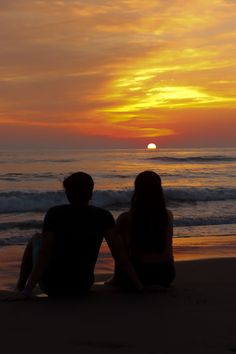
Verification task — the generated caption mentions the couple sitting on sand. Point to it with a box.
[11,170,175,300]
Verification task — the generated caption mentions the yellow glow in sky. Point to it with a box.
[0,0,236,147]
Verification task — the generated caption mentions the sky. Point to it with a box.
[0,0,236,148]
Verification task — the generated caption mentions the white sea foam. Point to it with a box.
[147,155,236,163]
[0,187,236,214]
[0,147,236,247]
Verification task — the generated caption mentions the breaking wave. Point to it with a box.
[0,187,236,214]
[147,155,236,163]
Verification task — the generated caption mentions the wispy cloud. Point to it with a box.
[0,0,236,146]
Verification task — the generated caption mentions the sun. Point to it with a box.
[147,143,157,150]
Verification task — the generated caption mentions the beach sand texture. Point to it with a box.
[0,246,235,354]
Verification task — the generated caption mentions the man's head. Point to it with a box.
[63,172,94,206]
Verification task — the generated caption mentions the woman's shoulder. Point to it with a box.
[117,211,131,224]
[167,209,173,222]
[116,211,132,235]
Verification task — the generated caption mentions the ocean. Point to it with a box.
[0,147,236,270]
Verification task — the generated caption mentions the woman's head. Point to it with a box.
[131,171,168,252]
[132,171,164,208]
[135,170,161,191]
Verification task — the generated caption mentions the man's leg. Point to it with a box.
[16,240,33,291]
[16,233,42,291]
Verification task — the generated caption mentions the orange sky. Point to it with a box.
[0,0,236,148]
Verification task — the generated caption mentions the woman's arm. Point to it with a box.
[166,210,174,259]
[129,209,174,263]
[105,227,143,292]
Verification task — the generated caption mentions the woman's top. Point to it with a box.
[116,209,174,264]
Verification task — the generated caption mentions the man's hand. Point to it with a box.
[2,289,33,302]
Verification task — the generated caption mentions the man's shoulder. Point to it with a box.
[89,205,113,217]
[46,204,70,215]
[88,205,115,226]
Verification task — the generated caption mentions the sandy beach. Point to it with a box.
[1,0,236,350]
[0,244,236,354]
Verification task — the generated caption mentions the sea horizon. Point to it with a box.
[1,147,236,263]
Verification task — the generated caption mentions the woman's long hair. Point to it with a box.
[130,171,168,252]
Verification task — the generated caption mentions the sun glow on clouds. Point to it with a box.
[102,84,235,114]
[0,0,236,146]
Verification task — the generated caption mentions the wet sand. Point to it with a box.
[0,245,236,353]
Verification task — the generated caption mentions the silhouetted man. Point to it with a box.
[14,172,115,298]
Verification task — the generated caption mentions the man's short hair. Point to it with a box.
[63,172,94,204]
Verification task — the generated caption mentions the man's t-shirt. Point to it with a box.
[40,204,115,295]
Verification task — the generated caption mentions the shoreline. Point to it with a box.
[1,234,236,290]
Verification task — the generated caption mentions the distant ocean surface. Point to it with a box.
[0,147,236,253]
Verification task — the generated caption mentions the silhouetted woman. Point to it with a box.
[108,171,175,289]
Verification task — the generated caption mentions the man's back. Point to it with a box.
[40,204,115,295]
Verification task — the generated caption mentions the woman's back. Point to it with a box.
[116,209,174,264]
[112,171,175,288]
